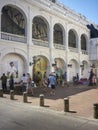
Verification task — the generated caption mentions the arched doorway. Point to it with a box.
[54,58,66,73]
[68,59,78,81]
[81,60,89,78]
[32,56,49,87]
[0,53,27,82]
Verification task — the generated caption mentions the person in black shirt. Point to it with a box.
[9,75,14,90]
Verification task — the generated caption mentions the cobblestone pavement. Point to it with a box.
[3,84,98,119]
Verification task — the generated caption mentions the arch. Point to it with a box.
[0,48,28,80]
[54,57,66,72]
[53,23,64,45]
[0,47,27,62]
[68,59,78,81]
[81,34,87,50]
[32,55,50,86]
[81,60,89,78]
[32,16,49,41]
[68,29,77,48]
[1,4,27,36]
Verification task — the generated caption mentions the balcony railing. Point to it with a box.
[69,47,78,53]
[54,43,65,50]
[0,32,27,43]
[32,39,49,47]
[82,50,88,55]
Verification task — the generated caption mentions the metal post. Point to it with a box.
[94,103,98,119]
[64,97,69,112]
[23,92,28,103]
[40,94,44,106]
[0,89,3,97]
[10,90,14,100]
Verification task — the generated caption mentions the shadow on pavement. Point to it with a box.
[33,85,97,100]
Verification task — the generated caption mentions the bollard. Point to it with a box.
[64,97,69,112]
[93,103,98,119]
[23,92,28,103]
[10,90,14,100]
[0,89,3,97]
[40,94,44,106]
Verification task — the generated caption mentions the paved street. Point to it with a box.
[1,84,98,119]
[0,97,98,130]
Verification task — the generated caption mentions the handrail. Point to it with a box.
[54,43,65,50]
[69,47,78,53]
[0,32,27,43]
[32,38,49,47]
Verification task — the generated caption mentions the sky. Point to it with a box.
[58,0,98,25]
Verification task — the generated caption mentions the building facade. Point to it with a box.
[0,0,98,83]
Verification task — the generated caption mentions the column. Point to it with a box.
[0,9,2,39]
[65,27,69,52]
[78,33,82,79]
[78,32,81,54]
[27,6,32,45]
[65,26,69,81]
[49,16,54,72]
[28,56,33,78]
[27,7,32,74]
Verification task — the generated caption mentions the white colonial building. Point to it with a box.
[0,0,98,83]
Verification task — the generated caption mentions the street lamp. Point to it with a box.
[52,59,57,66]
[80,64,84,68]
[29,56,40,66]
[67,64,72,68]
[90,64,95,68]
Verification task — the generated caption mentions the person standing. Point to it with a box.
[21,73,27,93]
[26,73,34,96]
[62,72,67,81]
[1,73,7,92]
[48,72,56,95]
[62,71,67,87]
[76,73,79,82]
[36,71,42,87]
[89,69,94,86]
[92,74,97,86]
[43,72,47,78]
[9,75,14,90]
[42,76,49,92]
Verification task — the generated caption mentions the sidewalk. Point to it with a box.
[3,84,98,119]
[1,97,98,130]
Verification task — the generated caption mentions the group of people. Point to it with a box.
[42,71,67,95]
[0,73,34,96]
[72,69,97,86]
[42,72,56,95]
[0,69,97,95]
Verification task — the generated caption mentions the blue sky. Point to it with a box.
[59,0,98,25]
